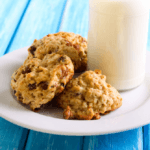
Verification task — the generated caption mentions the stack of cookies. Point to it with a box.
[11,32,122,120]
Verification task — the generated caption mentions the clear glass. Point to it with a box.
[88,0,149,90]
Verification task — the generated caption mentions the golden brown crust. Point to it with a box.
[63,106,74,119]
[11,53,74,110]
[27,32,87,72]
[56,70,122,120]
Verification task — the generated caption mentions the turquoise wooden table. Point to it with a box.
[0,0,150,149]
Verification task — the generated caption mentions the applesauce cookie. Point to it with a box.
[27,32,87,72]
[11,53,74,111]
[56,70,122,120]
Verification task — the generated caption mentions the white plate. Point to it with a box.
[0,47,150,136]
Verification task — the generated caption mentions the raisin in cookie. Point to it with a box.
[11,53,74,111]
[27,32,87,72]
[56,70,122,120]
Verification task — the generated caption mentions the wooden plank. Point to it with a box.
[8,0,67,53]
[60,0,144,149]
[0,0,30,57]
[83,128,143,150]
[5,0,84,149]
[23,1,88,149]
[60,1,146,150]
[0,0,31,149]
[0,118,29,150]
[59,0,89,38]
[141,11,150,150]
[143,125,150,150]
[25,131,83,150]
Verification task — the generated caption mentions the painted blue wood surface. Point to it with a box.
[25,131,83,150]
[0,118,29,150]
[60,0,89,38]
[0,0,30,57]
[143,125,150,150]
[83,129,143,150]
[8,0,67,53]
[0,0,150,149]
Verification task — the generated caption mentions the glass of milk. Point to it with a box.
[88,0,150,90]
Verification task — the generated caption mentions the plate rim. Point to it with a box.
[0,47,150,136]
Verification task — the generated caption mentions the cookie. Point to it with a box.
[27,32,87,72]
[11,53,74,111]
[56,70,122,120]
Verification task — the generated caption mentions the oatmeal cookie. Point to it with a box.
[27,32,87,72]
[11,53,74,111]
[56,70,122,120]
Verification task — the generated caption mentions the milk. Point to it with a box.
[88,0,149,90]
